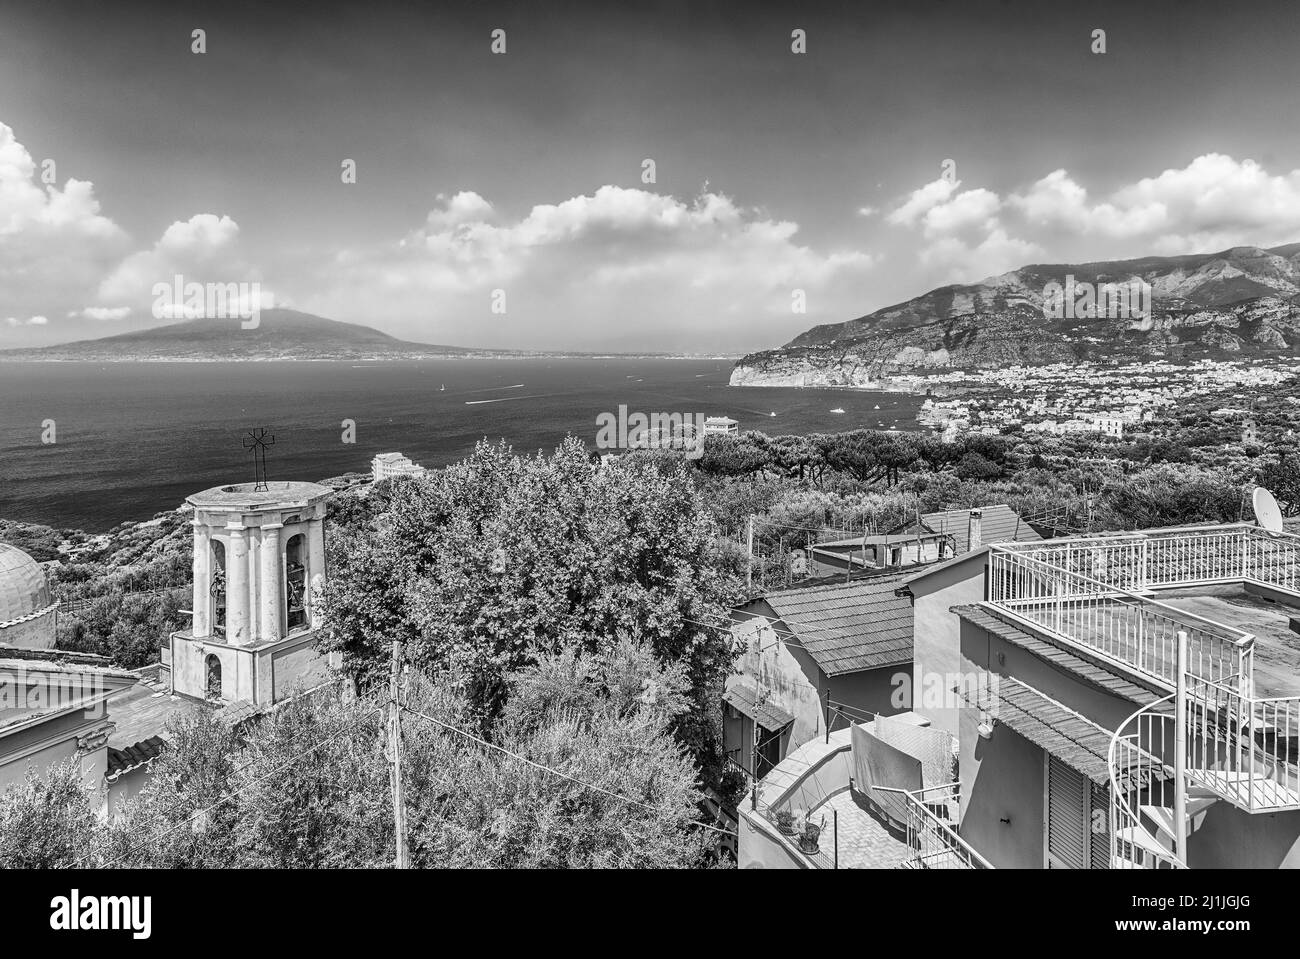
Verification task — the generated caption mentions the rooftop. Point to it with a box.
[1155,586,1300,700]
[105,678,205,751]
[917,504,1042,553]
[187,481,332,511]
[745,572,913,675]
[723,682,796,732]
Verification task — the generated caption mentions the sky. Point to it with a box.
[3,0,1300,352]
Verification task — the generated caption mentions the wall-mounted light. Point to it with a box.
[977,710,995,739]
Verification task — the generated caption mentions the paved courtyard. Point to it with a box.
[814,789,912,869]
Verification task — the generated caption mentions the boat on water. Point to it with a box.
[830,407,845,414]
[440,384,445,391]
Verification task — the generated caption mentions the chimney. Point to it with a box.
[967,509,983,553]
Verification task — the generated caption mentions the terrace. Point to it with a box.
[984,523,1300,865]
[738,719,991,870]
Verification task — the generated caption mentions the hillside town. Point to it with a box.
[910,357,1300,439]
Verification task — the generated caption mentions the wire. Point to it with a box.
[89,703,386,868]
[400,704,736,838]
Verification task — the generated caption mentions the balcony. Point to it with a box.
[984,523,1300,865]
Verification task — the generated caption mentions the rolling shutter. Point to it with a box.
[1046,755,1087,869]
[1089,781,1111,869]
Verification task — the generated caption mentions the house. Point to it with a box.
[725,572,915,778]
[703,416,739,437]
[0,646,141,816]
[898,521,1300,868]
[371,452,427,481]
[802,505,1039,579]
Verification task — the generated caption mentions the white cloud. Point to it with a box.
[887,178,960,227]
[0,122,130,332]
[308,186,876,350]
[72,305,132,321]
[886,154,1300,287]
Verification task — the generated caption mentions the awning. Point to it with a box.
[959,676,1169,790]
[723,683,795,732]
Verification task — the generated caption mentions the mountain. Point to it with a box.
[0,309,522,361]
[731,244,1300,387]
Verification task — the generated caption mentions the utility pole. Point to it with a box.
[389,640,410,869]
[746,515,754,593]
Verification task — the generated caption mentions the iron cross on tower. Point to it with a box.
[243,427,275,492]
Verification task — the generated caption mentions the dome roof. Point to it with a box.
[0,543,52,625]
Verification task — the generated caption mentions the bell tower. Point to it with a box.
[168,481,333,705]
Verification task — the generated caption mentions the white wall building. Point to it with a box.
[371,452,427,481]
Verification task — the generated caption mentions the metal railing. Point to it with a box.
[993,523,1300,596]
[1108,693,1182,869]
[993,525,1300,865]
[871,783,991,869]
[1186,676,1300,813]
[987,547,1253,692]
[904,783,991,869]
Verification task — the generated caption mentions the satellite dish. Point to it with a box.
[1253,487,1284,532]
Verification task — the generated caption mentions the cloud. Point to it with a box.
[886,154,1300,286]
[887,178,960,228]
[0,122,130,332]
[71,305,132,321]
[4,314,48,326]
[307,185,876,350]
[97,213,265,308]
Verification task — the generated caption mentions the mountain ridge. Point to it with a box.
[0,309,524,361]
[732,243,1300,387]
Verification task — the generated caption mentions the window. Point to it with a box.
[205,654,222,700]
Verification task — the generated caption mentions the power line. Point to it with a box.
[88,703,385,868]
[400,704,736,838]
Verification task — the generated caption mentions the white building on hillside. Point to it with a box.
[371,452,427,481]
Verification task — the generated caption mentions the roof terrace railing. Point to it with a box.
[993,523,1300,597]
[986,546,1253,692]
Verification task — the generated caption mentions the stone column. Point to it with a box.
[226,523,250,645]
[191,520,210,637]
[259,523,283,642]
[308,515,326,628]
[247,526,261,642]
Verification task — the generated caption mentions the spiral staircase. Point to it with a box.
[986,523,1300,869]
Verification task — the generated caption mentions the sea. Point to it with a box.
[0,360,922,532]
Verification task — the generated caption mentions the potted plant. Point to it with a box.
[775,808,797,836]
[799,814,825,854]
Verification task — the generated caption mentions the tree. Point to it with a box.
[1256,452,1300,516]
[404,642,712,868]
[321,437,743,790]
[1094,464,1244,530]
[0,762,102,868]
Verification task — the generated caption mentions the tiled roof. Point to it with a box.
[959,676,1165,789]
[759,573,913,675]
[105,735,167,781]
[724,682,795,731]
[952,604,1165,705]
[918,505,1041,554]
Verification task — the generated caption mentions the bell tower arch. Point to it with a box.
[170,481,333,705]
